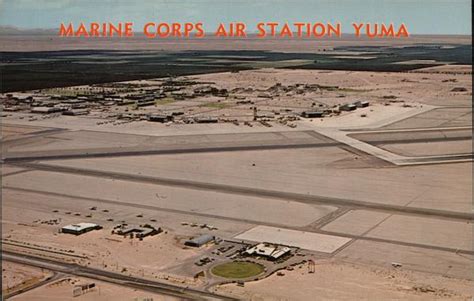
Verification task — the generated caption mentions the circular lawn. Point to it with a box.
[211,261,265,279]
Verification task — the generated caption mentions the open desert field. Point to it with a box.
[214,260,474,301]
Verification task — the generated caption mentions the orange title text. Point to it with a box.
[59,22,410,38]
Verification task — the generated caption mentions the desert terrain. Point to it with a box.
[1,35,472,300]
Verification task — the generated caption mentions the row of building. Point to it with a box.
[60,222,161,239]
[301,100,369,118]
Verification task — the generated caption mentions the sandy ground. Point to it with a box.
[1,188,256,283]
[214,260,474,301]
[2,191,223,285]
[9,276,181,301]
[193,68,471,107]
[2,261,52,295]
[1,165,28,176]
[1,219,205,285]
[414,64,472,74]
[1,124,50,140]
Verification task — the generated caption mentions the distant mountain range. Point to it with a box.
[0,26,56,35]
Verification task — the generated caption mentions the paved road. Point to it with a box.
[2,270,63,300]
[2,251,238,301]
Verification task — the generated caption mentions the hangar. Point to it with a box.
[185,234,215,247]
[61,223,102,235]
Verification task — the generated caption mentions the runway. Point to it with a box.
[2,128,471,164]
[6,161,474,221]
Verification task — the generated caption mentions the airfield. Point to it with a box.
[1,36,473,300]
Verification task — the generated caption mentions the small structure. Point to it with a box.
[113,224,162,238]
[301,111,324,118]
[194,117,218,123]
[257,93,271,98]
[339,104,357,111]
[31,106,64,114]
[117,99,136,106]
[185,234,215,247]
[194,271,205,280]
[63,109,90,116]
[134,297,154,301]
[451,87,467,92]
[308,259,315,273]
[137,99,155,107]
[244,243,291,261]
[61,98,87,105]
[353,101,369,108]
[72,283,96,297]
[61,223,102,235]
[148,114,173,123]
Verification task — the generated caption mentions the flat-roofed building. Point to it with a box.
[301,111,324,118]
[148,114,173,123]
[244,243,291,261]
[113,224,162,238]
[61,223,102,235]
[340,104,357,111]
[31,106,63,114]
[185,234,215,247]
[354,100,369,108]
[194,116,218,123]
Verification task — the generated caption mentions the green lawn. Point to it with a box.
[211,261,264,279]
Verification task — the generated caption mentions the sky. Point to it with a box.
[0,0,471,35]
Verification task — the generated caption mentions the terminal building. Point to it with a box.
[244,243,291,261]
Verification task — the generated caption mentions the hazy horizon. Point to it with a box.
[0,25,471,37]
[0,0,471,35]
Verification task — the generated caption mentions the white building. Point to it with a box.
[61,223,102,235]
[244,243,291,260]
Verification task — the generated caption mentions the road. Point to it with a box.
[2,250,238,301]
[2,270,63,300]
